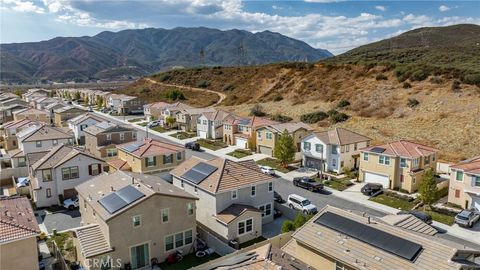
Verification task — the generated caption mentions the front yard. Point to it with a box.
[151,126,171,133]
[127,118,144,123]
[256,158,295,173]
[169,132,197,140]
[158,253,221,270]
[369,194,417,211]
[315,177,353,191]
[197,139,228,150]
[227,149,253,159]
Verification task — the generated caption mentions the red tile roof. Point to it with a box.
[0,197,40,243]
[118,138,184,158]
[107,159,130,171]
[451,156,480,175]
[362,140,438,158]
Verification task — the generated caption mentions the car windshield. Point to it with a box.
[304,178,314,182]
[302,200,311,206]
[457,215,469,220]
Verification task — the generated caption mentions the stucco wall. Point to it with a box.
[0,236,38,270]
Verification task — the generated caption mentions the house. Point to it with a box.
[53,106,86,127]
[110,138,185,173]
[68,113,108,144]
[223,116,278,149]
[359,140,439,193]
[32,97,62,110]
[282,205,480,270]
[45,102,68,120]
[0,102,29,124]
[144,101,193,125]
[29,144,106,207]
[171,157,275,244]
[0,197,41,270]
[13,107,51,123]
[143,101,170,121]
[256,122,313,156]
[0,119,37,151]
[197,110,234,139]
[84,122,137,159]
[301,128,371,173]
[107,94,144,115]
[22,89,51,102]
[176,107,215,132]
[447,157,480,210]
[16,124,74,155]
[75,171,198,269]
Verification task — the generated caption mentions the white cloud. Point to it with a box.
[439,5,450,12]
[3,0,45,13]
[375,6,386,12]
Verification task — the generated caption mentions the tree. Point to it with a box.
[247,136,256,152]
[165,116,176,127]
[274,129,296,167]
[74,91,81,100]
[96,96,104,108]
[249,104,266,117]
[281,213,313,233]
[84,95,89,105]
[281,220,295,233]
[418,168,437,209]
[14,89,22,97]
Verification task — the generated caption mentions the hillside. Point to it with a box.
[0,27,332,84]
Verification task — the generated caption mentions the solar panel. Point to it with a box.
[181,162,218,185]
[315,212,423,262]
[370,147,386,153]
[116,185,145,204]
[193,162,218,176]
[98,185,145,214]
[123,143,140,153]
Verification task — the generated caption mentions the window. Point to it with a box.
[266,132,272,140]
[161,208,169,223]
[303,142,311,151]
[62,167,79,180]
[187,202,194,216]
[238,125,243,132]
[145,156,156,167]
[175,232,184,248]
[184,230,193,245]
[18,157,26,167]
[341,145,345,153]
[231,190,238,200]
[424,156,430,165]
[432,154,436,161]
[412,177,416,184]
[163,154,173,164]
[238,218,253,235]
[177,152,182,161]
[474,176,480,187]
[88,164,101,176]
[346,145,350,152]
[165,235,174,251]
[132,132,137,140]
[354,143,358,151]
[363,153,369,161]
[335,261,346,270]
[203,120,207,125]
[379,155,390,165]
[36,141,42,148]
[455,189,460,198]
[340,161,344,168]
[400,158,407,168]
[315,144,323,153]
[456,171,464,182]
[257,132,262,138]
[259,203,272,217]
[53,139,58,146]
[331,145,338,154]
[268,182,273,192]
[194,186,198,194]
[332,159,336,167]
[251,186,256,197]
[106,134,111,140]
[107,148,117,157]
[180,181,184,189]
[132,216,141,227]
[120,133,125,140]
[46,188,51,198]
[412,158,420,167]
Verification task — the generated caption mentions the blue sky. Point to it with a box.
[1,0,479,54]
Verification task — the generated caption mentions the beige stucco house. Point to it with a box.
[359,140,438,193]
[256,122,313,156]
[75,171,198,269]
[223,116,278,149]
[13,107,51,123]
[447,157,480,210]
[53,106,86,127]
[84,122,137,159]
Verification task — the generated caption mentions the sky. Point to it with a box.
[1,0,479,54]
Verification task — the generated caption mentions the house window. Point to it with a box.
[107,148,117,157]
[354,143,358,151]
[335,261,346,270]
[163,154,173,164]
[120,133,125,140]
[412,158,419,167]
[203,120,207,125]
[187,202,194,216]
[456,171,464,182]
[180,180,184,189]
[413,177,416,184]
[176,152,182,161]
[132,132,137,140]
[379,155,390,165]
[474,176,480,187]
[332,159,336,167]
[455,189,460,198]
[251,186,256,197]
[106,134,111,140]
[161,208,169,223]
[132,216,141,227]
[194,186,198,194]
[424,156,430,165]
[259,203,272,217]
[175,232,184,248]
[53,139,58,146]
[46,188,51,198]
[331,145,338,154]
[18,157,26,167]
[238,126,243,132]
[400,158,407,168]
[266,132,272,140]
[363,153,369,161]
[62,167,79,180]
[197,119,201,124]
[184,230,193,245]
[315,144,323,153]
[165,235,174,251]
[432,154,436,161]
[238,218,253,235]
[346,145,350,152]
[340,161,344,168]
[341,145,345,153]
[36,141,42,148]
[268,182,273,192]
[231,190,238,200]
[303,142,311,151]
[145,156,156,167]
[88,164,101,176]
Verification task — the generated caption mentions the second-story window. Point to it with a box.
[62,166,79,180]
[315,144,323,153]
[266,132,272,140]
[89,164,101,176]
[36,141,42,148]
[257,131,262,139]
[107,148,117,157]
[42,169,52,182]
[161,208,169,223]
[203,120,207,125]
[18,157,26,167]
[456,171,464,182]
[251,186,256,197]
[132,132,137,140]
[186,202,194,216]
[424,156,430,165]
[379,155,390,165]
[303,142,311,151]
[474,176,480,187]
[268,182,273,192]
[120,133,125,140]
[363,153,369,161]
[163,154,173,164]
[106,133,111,140]
[132,216,141,227]
[177,152,182,161]
[231,190,238,199]
[331,145,338,154]
[400,158,407,168]
[412,158,420,167]
[145,156,156,167]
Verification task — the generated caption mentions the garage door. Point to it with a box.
[364,171,390,188]
[63,188,77,199]
[235,138,248,148]
[259,146,273,156]
[472,196,480,212]
[198,131,207,139]
[305,157,322,170]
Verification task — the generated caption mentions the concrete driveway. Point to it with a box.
[36,209,81,234]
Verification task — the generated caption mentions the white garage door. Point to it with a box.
[259,146,273,156]
[364,171,390,188]
[235,138,248,148]
[198,131,207,139]
[472,196,480,212]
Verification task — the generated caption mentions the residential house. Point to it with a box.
[13,107,51,123]
[143,101,170,121]
[448,157,480,210]
[108,94,144,115]
[75,171,198,269]
[171,157,275,244]
[53,106,86,127]
[282,205,480,270]
[84,122,137,159]
[0,92,19,101]
[157,102,193,127]
[68,113,108,144]
[223,116,278,149]
[110,138,185,173]
[176,107,215,132]
[45,102,68,120]
[0,102,29,124]
[0,197,41,270]
[0,119,37,151]
[22,89,51,102]
[33,97,62,110]
[197,110,234,139]
[301,128,371,173]
[256,122,313,156]
[359,140,439,193]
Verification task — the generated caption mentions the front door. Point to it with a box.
[131,243,149,269]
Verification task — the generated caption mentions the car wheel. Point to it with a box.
[293,182,298,187]
[469,222,473,228]
[303,210,308,215]
[68,205,74,210]
[289,204,294,209]
[309,187,314,192]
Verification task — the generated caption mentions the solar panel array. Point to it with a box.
[123,142,143,153]
[314,212,423,262]
[181,162,218,184]
[370,147,386,153]
[99,185,145,214]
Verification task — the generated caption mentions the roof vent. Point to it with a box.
[110,186,115,192]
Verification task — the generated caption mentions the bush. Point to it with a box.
[337,99,350,108]
[281,220,295,233]
[197,80,210,88]
[270,113,292,123]
[300,111,328,124]
[164,89,185,101]
[407,98,419,108]
[250,104,266,117]
[403,82,412,89]
[375,73,388,81]
[328,110,349,123]
[222,83,234,91]
[430,76,443,84]
[451,80,461,91]
[158,74,171,82]
[463,73,480,86]
[140,87,150,93]
[411,69,429,81]
[273,95,284,102]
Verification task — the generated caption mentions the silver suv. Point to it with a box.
[454,209,480,228]
[287,194,317,215]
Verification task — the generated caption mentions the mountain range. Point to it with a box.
[0,27,332,84]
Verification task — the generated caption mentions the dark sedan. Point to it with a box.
[293,177,324,192]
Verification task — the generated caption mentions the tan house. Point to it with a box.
[13,107,51,123]
[448,157,480,210]
[109,138,185,173]
[282,205,479,270]
[53,106,86,127]
[84,122,137,159]
[0,197,41,270]
[255,122,313,156]
[176,107,215,132]
[0,119,37,151]
[75,171,198,269]
[359,140,439,193]
[223,116,278,149]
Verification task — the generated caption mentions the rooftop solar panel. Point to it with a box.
[123,144,140,153]
[116,185,145,204]
[181,162,218,185]
[98,193,128,214]
[370,147,386,153]
[314,212,423,262]
[193,162,218,176]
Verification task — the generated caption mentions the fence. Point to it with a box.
[197,224,236,256]
[51,240,70,270]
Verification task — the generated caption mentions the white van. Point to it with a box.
[287,194,317,214]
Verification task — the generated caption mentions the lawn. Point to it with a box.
[197,139,228,151]
[256,158,294,173]
[151,126,170,133]
[227,149,252,159]
[158,253,221,270]
[138,122,148,127]
[127,118,144,123]
[170,132,197,140]
[369,194,416,211]
[315,177,352,191]
[238,236,267,249]
[425,210,456,225]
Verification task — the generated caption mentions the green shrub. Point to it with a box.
[403,82,412,89]
[250,104,266,117]
[222,83,234,91]
[273,95,284,102]
[281,220,295,233]
[328,110,349,123]
[375,73,388,81]
[164,89,185,101]
[463,73,480,86]
[158,74,171,82]
[300,111,328,124]
[411,69,429,81]
[407,98,420,108]
[337,99,350,108]
[451,80,461,91]
[430,76,443,84]
[197,80,210,88]
[270,113,293,123]
[140,87,150,93]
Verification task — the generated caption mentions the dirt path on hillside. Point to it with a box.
[144,78,226,107]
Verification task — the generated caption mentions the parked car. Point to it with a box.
[63,196,79,210]
[361,183,383,196]
[274,191,284,203]
[260,166,275,175]
[148,120,161,128]
[185,142,201,151]
[455,209,480,228]
[293,177,323,192]
[397,210,433,225]
[88,106,93,112]
[287,194,317,214]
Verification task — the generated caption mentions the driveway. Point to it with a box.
[262,216,289,239]
[36,209,81,234]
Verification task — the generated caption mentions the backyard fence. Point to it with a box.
[197,224,236,256]
[51,240,70,270]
